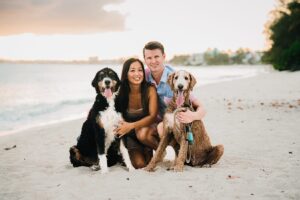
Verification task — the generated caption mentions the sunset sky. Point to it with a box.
[0,0,276,60]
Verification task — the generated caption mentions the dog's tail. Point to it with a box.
[69,146,98,167]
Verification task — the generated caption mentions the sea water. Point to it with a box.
[0,63,271,135]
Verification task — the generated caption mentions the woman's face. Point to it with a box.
[127,61,144,86]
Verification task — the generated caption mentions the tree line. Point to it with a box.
[170,0,300,71]
[169,48,262,66]
[262,0,300,71]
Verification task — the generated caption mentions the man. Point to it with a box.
[143,41,174,119]
[143,41,206,137]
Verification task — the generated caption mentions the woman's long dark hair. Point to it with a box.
[116,58,152,117]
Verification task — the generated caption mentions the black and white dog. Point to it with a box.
[69,68,134,173]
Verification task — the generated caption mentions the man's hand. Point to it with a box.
[176,110,196,124]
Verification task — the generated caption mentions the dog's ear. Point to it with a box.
[114,70,120,82]
[113,70,121,90]
[189,73,197,90]
[91,71,100,88]
[167,72,175,91]
[92,71,101,93]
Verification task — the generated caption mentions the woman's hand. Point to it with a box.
[115,121,135,138]
[176,110,196,124]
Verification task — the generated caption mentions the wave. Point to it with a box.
[1,98,91,119]
[0,98,93,132]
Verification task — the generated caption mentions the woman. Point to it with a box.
[115,58,159,169]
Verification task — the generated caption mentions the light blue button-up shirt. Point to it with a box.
[145,65,175,119]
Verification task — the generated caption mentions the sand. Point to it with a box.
[1,70,299,200]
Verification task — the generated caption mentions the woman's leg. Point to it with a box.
[128,150,146,169]
[157,122,164,139]
[136,127,159,150]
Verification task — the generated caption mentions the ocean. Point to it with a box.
[0,63,271,135]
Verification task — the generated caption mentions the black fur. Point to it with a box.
[69,68,122,167]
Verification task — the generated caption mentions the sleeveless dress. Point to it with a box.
[123,108,147,151]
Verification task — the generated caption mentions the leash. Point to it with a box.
[185,124,194,163]
[173,96,195,163]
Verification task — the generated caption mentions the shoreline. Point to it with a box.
[0,114,86,137]
[0,65,272,136]
[1,70,299,199]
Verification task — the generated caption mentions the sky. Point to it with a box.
[0,0,277,60]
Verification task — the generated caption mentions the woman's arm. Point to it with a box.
[132,86,158,129]
[115,86,158,136]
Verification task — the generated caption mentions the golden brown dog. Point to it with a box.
[145,70,224,172]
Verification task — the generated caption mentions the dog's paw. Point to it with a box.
[90,165,100,171]
[173,165,184,172]
[101,167,109,174]
[202,164,212,168]
[167,164,175,171]
[144,164,155,172]
[127,166,135,172]
[167,160,177,171]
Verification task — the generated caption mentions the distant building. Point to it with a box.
[187,53,205,65]
[88,56,100,64]
[242,52,262,64]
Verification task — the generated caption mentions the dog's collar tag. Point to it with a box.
[186,125,194,144]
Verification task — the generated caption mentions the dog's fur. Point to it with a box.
[69,68,134,173]
[145,70,224,172]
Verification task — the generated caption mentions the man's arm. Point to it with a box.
[176,99,206,124]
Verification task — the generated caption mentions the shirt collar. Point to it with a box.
[160,66,169,83]
[149,65,168,84]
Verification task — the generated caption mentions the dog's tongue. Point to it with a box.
[104,88,112,98]
[176,91,184,107]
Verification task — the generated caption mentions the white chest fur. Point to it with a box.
[99,98,123,153]
[164,112,180,129]
[96,97,134,173]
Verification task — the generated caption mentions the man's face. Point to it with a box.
[144,49,166,74]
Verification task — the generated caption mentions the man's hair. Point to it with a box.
[143,41,165,57]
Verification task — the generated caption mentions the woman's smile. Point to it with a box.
[128,61,144,85]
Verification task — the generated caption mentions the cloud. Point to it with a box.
[0,0,126,35]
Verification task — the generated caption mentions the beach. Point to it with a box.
[0,70,299,200]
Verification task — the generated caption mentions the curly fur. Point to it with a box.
[145,70,224,172]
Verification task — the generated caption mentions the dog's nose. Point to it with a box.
[104,80,111,85]
[178,84,183,90]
